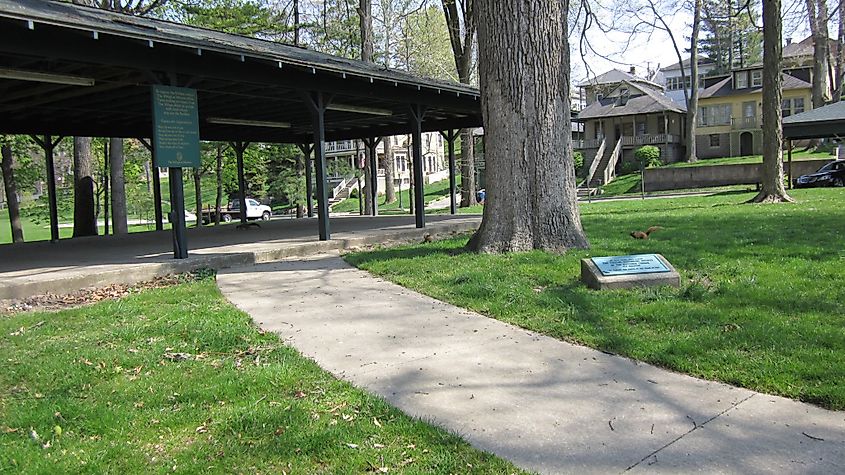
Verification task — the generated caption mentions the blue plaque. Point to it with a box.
[151,85,200,168]
[591,254,670,276]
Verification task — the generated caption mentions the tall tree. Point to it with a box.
[699,0,763,73]
[805,0,831,108]
[835,0,845,101]
[469,0,589,253]
[441,0,477,207]
[0,139,24,243]
[109,137,128,234]
[358,0,375,213]
[72,137,98,236]
[751,0,793,203]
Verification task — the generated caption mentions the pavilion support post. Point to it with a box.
[230,141,250,227]
[31,135,63,242]
[168,167,188,259]
[297,143,315,218]
[409,104,426,228]
[305,91,333,240]
[788,140,793,189]
[139,138,164,231]
[440,129,458,215]
[362,137,381,216]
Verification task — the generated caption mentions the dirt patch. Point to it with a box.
[0,269,214,315]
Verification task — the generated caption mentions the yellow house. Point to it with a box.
[696,67,812,158]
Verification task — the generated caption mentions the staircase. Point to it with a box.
[328,177,358,210]
[577,138,622,196]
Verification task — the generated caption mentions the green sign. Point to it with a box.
[151,85,200,168]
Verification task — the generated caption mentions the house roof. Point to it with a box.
[783,100,845,139]
[576,68,662,89]
[699,73,811,99]
[661,56,716,72]
[0,0,481,142]
[576,81,685,120]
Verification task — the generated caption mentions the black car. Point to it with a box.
[793,159,845,188]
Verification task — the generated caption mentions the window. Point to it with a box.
[698,104,732,126]
[666,76,692,91]
[636,121,647,136]
[657,118,666,134]
[751,70,763,87]
[709,134,721,147]
[793,97,805,114]
[735,71,748,89]
[782,98,805,117]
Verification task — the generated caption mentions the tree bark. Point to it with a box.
[72,137,98,237]
[215,143,223,225]
[296,154,305,218]
[358,0,380,211]
[469,0,589,253]
[459,129,477,206]
[805,0,831,108]
[685,0,702,163]
[750,0,794,203]
[383,136,396,203]
[109,137,128,234]
[193,168,202,228]
[835,0,845,101]
[442,0,477,207]
[1,144,24,243]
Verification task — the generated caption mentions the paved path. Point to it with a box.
[218,254,845,475]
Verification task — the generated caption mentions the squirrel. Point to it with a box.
[630,226,662,240]
[422,234,434,243]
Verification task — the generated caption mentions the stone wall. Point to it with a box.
[642,158,830,191]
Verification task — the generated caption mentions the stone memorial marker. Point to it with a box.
[581,253,680,290]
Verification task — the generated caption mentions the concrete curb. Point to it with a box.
[0,220,478,300]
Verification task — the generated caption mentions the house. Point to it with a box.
[695,67,812,158]
[575,69,687,186]
[654,56,719,106]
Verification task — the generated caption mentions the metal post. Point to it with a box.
[168,167,188,259]
[140,138,164,231]
[409,104,426,228]
[231,141,250,226]
[305,91,332,240]
[440,130,458,215]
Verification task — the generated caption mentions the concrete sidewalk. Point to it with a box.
[218,254,845,475]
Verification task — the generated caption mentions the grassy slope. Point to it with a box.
[332,178,458,214]
[0,276,523,474]
[346,188,845,410]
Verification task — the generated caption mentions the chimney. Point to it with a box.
[629,66,637,75]
[786,37,793,45]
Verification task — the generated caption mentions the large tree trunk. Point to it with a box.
[806,0,831,108]
[72,137,98,237]
[295,154,305,218]
[685,0,702,163]
[835,0,845,101]
[358,0,378,212]
[442,0,478,208]
[1,144,24,243]
[215,143,223,225]
[469,0,588,253]
[383,136,396,203]
[362,145,373,214]
[109,137,128,234]
[751,0,794,203]
[459,129,477,206]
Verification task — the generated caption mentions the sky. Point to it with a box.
[571,3,812,84]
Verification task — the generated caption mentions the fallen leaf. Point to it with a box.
[345,443,358,449]
[373,443,385,449]
[294,391,306,399]
[373,417,382,428]
[195,425,208,434]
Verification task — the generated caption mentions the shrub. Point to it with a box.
[619,160,640,175]
[573,151,585,172]
[349,188,359,199]
[634,145,662,169]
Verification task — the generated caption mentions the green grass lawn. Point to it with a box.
[0,274,523,474]
[332,178,458,214]
[664,150,832,168]
[346,188,845,410]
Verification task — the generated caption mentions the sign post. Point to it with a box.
[151,85,200,259]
